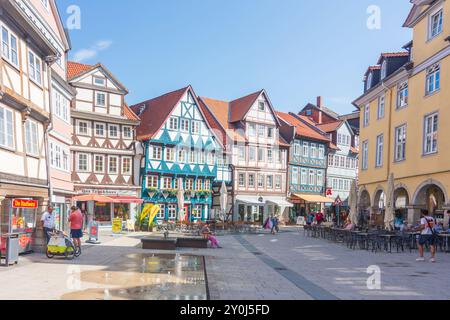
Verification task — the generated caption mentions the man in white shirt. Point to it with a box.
[41,206,56,244]
[415,209,437,263]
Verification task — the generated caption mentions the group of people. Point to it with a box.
[41,206,84,250]
[305,212,326,226]
[264,215,280,235]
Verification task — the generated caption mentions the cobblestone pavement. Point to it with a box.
[0,228,448,300]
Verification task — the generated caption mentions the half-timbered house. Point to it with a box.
[68,61,141,227]
[131,86,222,223]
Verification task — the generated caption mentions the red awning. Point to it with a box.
[108,196,144,204]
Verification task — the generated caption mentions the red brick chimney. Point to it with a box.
[317,96,323,124]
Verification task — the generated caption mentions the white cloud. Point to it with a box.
[72,40,113,63]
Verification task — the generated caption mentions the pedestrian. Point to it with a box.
[69,206,84,251]
[271,215,279,235]
[415,209,437,263]
[201,223,222,249]
[41,206,56,244]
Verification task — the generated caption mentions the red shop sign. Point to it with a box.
[13,199,39,209]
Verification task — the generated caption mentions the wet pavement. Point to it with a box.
[61,254,207,300]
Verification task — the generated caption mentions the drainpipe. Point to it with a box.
[380,81,392,181]
[44,55,59,205]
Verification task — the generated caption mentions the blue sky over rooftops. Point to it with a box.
[57,0,412,115]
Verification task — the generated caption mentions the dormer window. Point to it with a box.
[366,73,373,90]
[380,60,387,80]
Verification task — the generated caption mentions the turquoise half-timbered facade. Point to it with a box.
[277,112,332,220]
[131,86,222,222]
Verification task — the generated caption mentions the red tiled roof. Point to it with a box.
[123,103,140,121]
[377,52,409,64]
[276,112,330,143]
[229,90,263,123]
[130,86,189,141]
[199,97,246,144]
[317,121,344,133]
[67,61,94,80]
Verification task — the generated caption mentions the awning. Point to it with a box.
[235,195,263,205]
[73,195,143,204]
[108,196,144,204]
[291,194,334,204]
[266,197,294,208]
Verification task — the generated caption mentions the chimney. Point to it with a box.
[317,96,323,108]
[317,96,323,124]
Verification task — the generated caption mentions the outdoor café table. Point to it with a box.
[406,232,421,250]
[438,233,450,253]
[378,234,399,253]
[356,232,370,250]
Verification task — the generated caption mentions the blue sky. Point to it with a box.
[57,0,412,115]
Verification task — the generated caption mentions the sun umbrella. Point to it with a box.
[349,180,358,226]
[220,181,228,222]
[384,173,395,231]
[177,178,185,222]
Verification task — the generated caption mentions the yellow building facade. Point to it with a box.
[353,0,450,227]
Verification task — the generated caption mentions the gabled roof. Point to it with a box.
[276,112,330,143]
[302,102,340,120]
[67,61,93,79]
[130,86,190,141]
[364,65,381,77]
[67,61,129,94]
[403,1,435,28]
[229,90,281,126]
[123,103,140,121]
[317,121,344,133]
[377,52,410,64]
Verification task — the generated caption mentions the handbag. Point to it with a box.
[425,217,438,241]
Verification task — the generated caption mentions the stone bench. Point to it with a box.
[177,237,209,249]
[141,237,177,250]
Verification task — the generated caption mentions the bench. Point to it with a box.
[177,237,209,249]
[141,237,177,250]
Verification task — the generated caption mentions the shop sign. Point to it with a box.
[12,199,38,209]
[112,218,123,235]
[326,188,333,196]
[88,221,99,240]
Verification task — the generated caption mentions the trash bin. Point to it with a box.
[3,234,19,266]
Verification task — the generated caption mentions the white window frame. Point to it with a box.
[122,126,132,139]
[238,173,245,188]
[394,124,407,162]
[258,174,265,189]
[397,81,409,109]
[423,112,438,155]
[248,123,256,137]
[28,50,42,85]
[53,89,70,123]
[165,147,175,162]
[302,142,309,157]
[1,25,18,67]
[95,92,107,107]
[309,170,316,186]
[157,204,165,219]
[428,8,443,40]
[266,175,274,190]
[318,145,325,159]
[377,94,385,119]
[150,146,162,160]
[109,124,119,138]
[362,141,369,171]
[258,101,265,111]
[426,64,440,95]
[191,121,201,135]
[364,104,370,127]
[317,171,323,187]
[249,146,256,161]
[76,120,90,136]
[248,174,255,188]
[147,176,158,189]
[180,119,190,133]
[77,153,89,172]
[376,135,384,168]
[238,145,246,161]
[161,177,172,190]
[94,76,106,87]
[94,122,106,137]
[94,155,105,173]
[380,60,387,80]
[301,169,307,185]
[258,125,265,138]
[108,155,119,174]
[122,157,132,175]
[366,73,373,90]
[0,105,14,150]
[169,117,179,130]
[168,205,176,220]
[25,119,39,156]
[291,167,299,185]
[275,175,282,190]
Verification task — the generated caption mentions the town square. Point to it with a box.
[1,0,450,303]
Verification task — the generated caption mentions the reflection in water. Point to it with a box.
[61,254,207,300]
